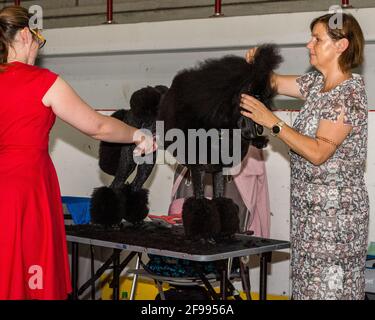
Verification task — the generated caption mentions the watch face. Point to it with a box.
[272,125,280,134]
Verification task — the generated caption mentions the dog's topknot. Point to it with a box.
[247,44,284,103]
[158,43,283,132]
[130,86,168,121]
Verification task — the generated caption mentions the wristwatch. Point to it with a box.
[271,121,285,137]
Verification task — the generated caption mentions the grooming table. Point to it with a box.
[66,222,289,300]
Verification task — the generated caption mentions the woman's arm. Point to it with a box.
[271,73,304,99]
[43,77,139,143]
[274,116,351,165]
[42,77,156,154]
[240,94,352,166]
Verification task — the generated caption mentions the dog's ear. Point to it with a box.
[130,86,163,121]
[154,85,169,96]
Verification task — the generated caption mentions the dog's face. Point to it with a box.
[237,116,263,139]
[236,91,270,148]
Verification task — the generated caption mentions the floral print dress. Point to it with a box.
[290,71,369,300]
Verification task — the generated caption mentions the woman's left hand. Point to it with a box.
[240,94,279,129]
[133,131,158,156]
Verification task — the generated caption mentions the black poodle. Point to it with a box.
[90,44,282,241]
[158,44,282,240]
[90,85,168,226]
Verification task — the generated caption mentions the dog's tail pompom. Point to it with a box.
[90,186,122,226]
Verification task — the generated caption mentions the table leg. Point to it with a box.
[112,249,121,300]
[129,253,141,300]
[220,268,228,300]
[240,259,251,300]
[79,251,115,296]
[71,242,79,300]
[193,263,220,300]
[155,280,165,300]
[259,252,272,300]
[90,245,95,300]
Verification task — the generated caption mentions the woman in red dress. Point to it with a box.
[0,6,153,300]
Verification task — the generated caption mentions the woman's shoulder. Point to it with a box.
[304,70,322,78]
[348,73,365,90]
[297,70,323,88]
[340,73,367,101]
[296,70,323,99]
[8,62,57,78]
[7,62,59,96]
[20,63,57,77]
[299,70,322,82]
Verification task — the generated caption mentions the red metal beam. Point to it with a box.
[215,0,221,14]
[14,0,21,5]
[341,0,351,8]
[106,0,113,24]
[213,0,224,17]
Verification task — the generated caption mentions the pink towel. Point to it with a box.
[168,146,271,238]
[232,146,271,238]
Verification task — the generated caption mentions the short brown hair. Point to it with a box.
[310,13,365,72]
[0,6,32,65]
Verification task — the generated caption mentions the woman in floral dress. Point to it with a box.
[240,13,369,299]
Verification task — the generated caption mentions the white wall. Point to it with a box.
[44,7,375,297]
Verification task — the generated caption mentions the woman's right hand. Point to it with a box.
[245,47,258,64]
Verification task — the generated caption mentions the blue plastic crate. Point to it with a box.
[62,196,91,225]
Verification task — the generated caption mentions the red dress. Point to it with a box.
[0,62,72,299]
